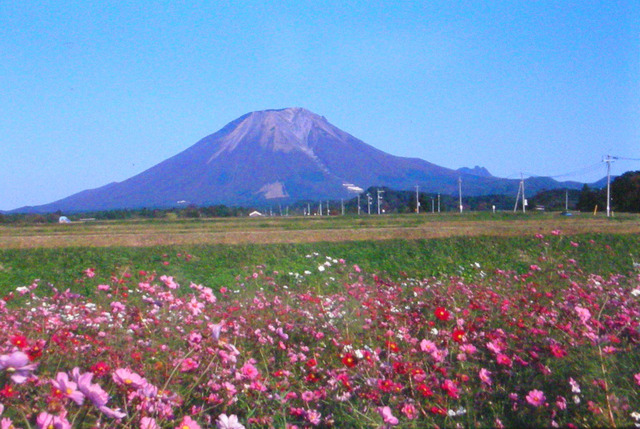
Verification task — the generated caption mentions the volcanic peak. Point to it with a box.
[208,107,340,162]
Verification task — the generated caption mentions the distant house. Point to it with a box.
[249,211,264,217]
[58,216,71,224]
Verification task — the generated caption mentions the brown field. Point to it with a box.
[1,213,639,249]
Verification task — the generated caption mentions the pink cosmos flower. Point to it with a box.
[186,297,204,316]
[575,306,591,324]
[634,373,640,386]
[73,368,126,419]
[51,372,84,405]
[496,353,512,367]
[36,412,71,429]
[569,377,581,393]
[240,362,260,380]
[420,339,437,353]
[556,396,567,410]
[0,351,37,384]
[175,416,201,429]
[141,417,160,429]
[441,379,459,399]
[160,275,179,289]
[112,368,147,389]
[377,406,399,426]
[526,389,546,407]
[216,414,245,429]
[401,403,418,420]
[306,410,322,426]
[460,344,477,355]
[479,368,492,386]
[210,322,224,341]
[486,340,502,354]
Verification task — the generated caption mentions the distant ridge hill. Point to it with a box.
[457,166,493,177]
[13,107,587,213]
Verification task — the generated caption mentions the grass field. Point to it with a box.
[0,212,638,293]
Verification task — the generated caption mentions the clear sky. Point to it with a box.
[1,1,638,210]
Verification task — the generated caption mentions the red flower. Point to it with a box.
[306,358,317,368]
[342,353,358,368]
[90,361,111,377]
[27,342,44,361]
[305,372,320,383]
[392,361,407,374]
[430,406,447,415]
[550,344,567,358]
[0,385,16,398]
[452,328,465,343]
[416,383,433,397]
[377,379,394,392]
[385,340,399,353]
[434,307,450,321]
[11,335,28,350]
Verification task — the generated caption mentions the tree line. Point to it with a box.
[2,171,638,224]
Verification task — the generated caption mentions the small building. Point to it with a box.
[249,210,264,217]
[58,216,71,224]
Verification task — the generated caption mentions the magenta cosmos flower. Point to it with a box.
[526,389,546,407]
[0,351,37,384]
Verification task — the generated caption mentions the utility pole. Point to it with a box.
[367,193,372,215]
[431,197,434,213]
[307,203,311,216]
[458,177,463,213]
[513,173,526,213]
[326,201,330,216]
[319,201,322,216]
[377,189,384,215]
[357,194,361,215]
[341,199,344,216]
[604,155,616,217]
[415,185,420,214]
[565,190,569,212]
[522,174,526,213]
[437,193,440,213]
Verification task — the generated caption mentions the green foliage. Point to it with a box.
[0,234,637,296]
[528,188,581,211]
[612,170,640,212]
[577,184,606,213]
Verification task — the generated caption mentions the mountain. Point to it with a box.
[12,107,586,213]
[457,166,493,177]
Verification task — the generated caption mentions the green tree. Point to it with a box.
[611,171,640,212]
[577,184,604,213]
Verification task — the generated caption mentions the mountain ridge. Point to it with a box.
[11,107,588,213]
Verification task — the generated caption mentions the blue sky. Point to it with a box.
[1,1,638,210]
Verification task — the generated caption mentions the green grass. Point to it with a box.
[0,233,638,295]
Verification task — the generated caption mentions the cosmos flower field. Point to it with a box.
[0,231,639,428]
